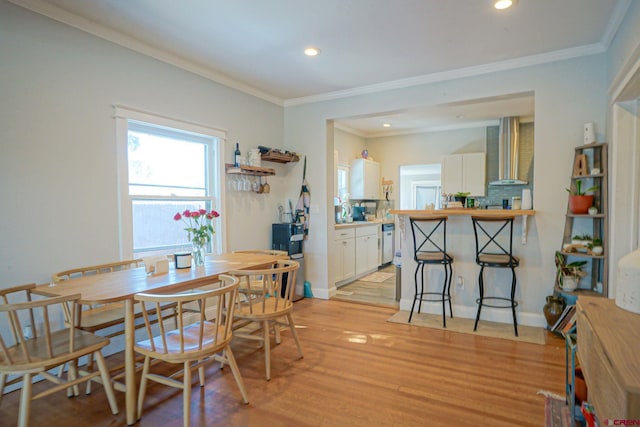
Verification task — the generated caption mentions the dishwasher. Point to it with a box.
[381,223,395,265]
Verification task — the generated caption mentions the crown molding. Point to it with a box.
[9,0,285,106]
[600,0,632,50]
[285,43,606,106]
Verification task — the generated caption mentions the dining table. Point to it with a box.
[34,252,282,425]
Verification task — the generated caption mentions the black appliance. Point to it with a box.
[272,223,305,301]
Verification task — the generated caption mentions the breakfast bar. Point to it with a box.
[390,208,539,326]
[390,208,536,244]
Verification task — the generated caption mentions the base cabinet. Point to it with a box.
[355,226,379,276]
[333,229,355,283]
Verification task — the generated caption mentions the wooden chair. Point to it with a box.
[232,249,289,258]
[52,259,178,393]
[0,283,118,427]
[228,260,303,381]
[134,275,248,427]
[52,259,145,337]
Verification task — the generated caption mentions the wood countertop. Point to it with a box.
[335,219,394,229]
[390,208,535,217]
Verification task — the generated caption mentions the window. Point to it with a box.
[115,107,225,259]
[399,164,442,209]
[337,165,349,201]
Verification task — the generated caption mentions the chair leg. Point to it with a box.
[199,362,205,387]
[274,321,281,345]
[408,263,420,322]
[18,373,32,427]
[86,354,94,394]
[474,266,485,331]
[68,359,80,397]
[137,356,151,420]
[441,263,448,328]
[286,312,304,359]
[416,264,425,315]
[224,345,249,404]
[447,263,453,318]
[94,350,119,415]
[511,267,519,337]
[263,320,271,381]
[0,372,5,405]
[183,361,191,427]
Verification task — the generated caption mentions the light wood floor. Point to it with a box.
[333,264,399,307]
[0,299,566,426]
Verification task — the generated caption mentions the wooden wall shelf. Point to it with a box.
[225,164,275,176]
[261,151,300,164]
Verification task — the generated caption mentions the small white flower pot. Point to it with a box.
[562,275,579,292]
[588,206,598,216]
[591,246,603,256]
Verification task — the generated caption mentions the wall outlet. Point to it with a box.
[456,276,464,290]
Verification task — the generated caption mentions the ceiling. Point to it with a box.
[11,0,629,135]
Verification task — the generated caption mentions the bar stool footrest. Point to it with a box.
[475,296,518,309]
[416,292,451,303]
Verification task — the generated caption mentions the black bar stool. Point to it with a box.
[409,216,454,327]
[471,216,520,336]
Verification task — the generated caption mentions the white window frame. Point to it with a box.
[114,106,227,259]
[411,181,442,210]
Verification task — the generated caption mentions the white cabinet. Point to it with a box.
[355,225,379,276]
[441,152,486,197]
[350,158,380,199]
[333,229,355,283]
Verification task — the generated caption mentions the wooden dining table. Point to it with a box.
[34,252,281,425]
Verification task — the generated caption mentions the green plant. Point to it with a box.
[566,180,598,196]
[587,238,603,249]
[555,251,588,281]
[173,209,220,247]
[572,234,592,241]
[455,191,471,197]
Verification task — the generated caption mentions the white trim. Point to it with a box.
[9,0,283,106]
[113,105,227,139]
[285,44,606,106]
[600,0,632,50]
[113,106,227,258]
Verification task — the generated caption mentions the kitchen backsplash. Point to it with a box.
[472,122,534,208]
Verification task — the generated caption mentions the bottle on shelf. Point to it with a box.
[234,143,241,167]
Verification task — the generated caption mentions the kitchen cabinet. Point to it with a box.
[441,153,486,196]
[355,225,379,276]
[333,228,356,283]
[350,158,380,199]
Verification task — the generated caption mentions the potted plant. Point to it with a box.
[571,234,592,248]
[454,191,470,206]
[588,238,604,256]
[555,251,588,291]
[566,180,598,214]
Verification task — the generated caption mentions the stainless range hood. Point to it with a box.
[489,116,528,185]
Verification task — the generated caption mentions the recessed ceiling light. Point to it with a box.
[494,0,515,10]
[383,123,391,128]
[304,46,321,57]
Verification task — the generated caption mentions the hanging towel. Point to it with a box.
[296,156,311,239]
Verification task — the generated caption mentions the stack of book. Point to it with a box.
[550,304,577,335]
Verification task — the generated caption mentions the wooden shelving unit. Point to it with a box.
[260,150,300,164]
[555,142,608,296]
[225,163,275,176]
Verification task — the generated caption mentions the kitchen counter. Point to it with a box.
[391,208,535,244]
[390,208,535,217]
[335,219,395,229]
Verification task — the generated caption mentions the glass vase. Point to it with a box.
[192,242,206,267]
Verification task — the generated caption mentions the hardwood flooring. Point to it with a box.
[0,299,566,426]
[333,264,399,308]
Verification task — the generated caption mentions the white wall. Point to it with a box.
[0,3,289,286]
[606,1,640,297]
[366,127,486,200]
[334,128,366,166]
[285,54,608,324]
